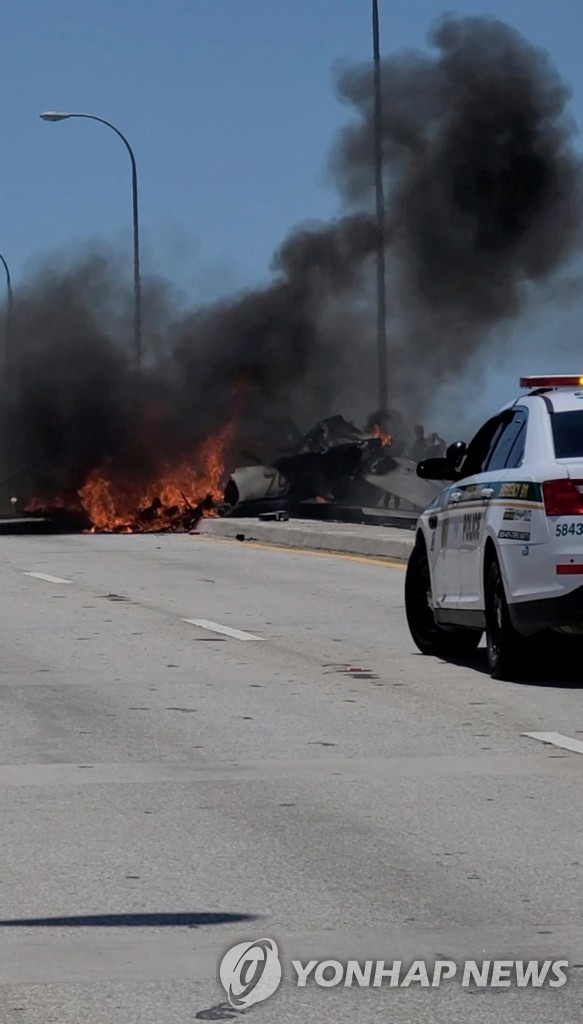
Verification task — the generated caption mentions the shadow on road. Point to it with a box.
[0,911,257,928]
[448,646,583,688]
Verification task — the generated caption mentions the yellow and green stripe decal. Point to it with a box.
[427,481,543,511]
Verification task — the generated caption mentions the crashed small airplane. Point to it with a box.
[220,415,441,522]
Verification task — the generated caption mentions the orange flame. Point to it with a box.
[374,424,392,447]
[26,424,234,533]
[78,424,234,532]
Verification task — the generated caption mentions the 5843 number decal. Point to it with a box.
[556,522,583,536]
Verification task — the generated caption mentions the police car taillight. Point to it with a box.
[520,375,583,388]
[543,479,583,516]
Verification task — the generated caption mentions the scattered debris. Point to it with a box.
[258,511,290,522]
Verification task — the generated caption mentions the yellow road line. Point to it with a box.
[197,534,407,569]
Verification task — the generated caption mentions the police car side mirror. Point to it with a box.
[416,457,456,481]
[446,441,466,467]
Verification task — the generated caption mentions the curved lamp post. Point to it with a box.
[0,252,13,382]
[40,111,142,368]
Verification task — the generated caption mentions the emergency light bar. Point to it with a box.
[520,375,583,388]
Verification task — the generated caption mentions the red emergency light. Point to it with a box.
[520,375,583,389]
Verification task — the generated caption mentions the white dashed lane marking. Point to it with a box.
[523,731,583,756]
[23,572,71,585]
[183,618,263,641]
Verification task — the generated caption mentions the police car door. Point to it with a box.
[458,408,528,611]
[427,485,461,609]
[436,413,509,614]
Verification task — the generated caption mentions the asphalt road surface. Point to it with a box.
[0,532,582,1023]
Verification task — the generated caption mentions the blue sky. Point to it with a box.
[4,0,583,308]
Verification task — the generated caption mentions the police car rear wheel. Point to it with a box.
[405,541,481,658]
[485,558,525,680]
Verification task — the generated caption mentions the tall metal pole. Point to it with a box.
[372,0,388,416]
[0,253,14,383]
[40,112,142,369]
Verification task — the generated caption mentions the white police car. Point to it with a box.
[405,376,583,679]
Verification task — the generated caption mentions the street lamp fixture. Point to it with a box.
[39,112,70,122]
[40,110,143,368]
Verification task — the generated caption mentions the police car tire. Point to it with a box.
[405,541,482,658]
[485,558,525,680]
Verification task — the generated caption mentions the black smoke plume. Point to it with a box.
[2,15,582,508]
[332,15,583,395]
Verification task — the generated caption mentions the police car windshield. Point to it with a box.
[551,410,583,458]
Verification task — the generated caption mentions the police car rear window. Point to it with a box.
[551,411,583,458]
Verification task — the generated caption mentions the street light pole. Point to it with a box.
[40,111,142,369]
[372,0,388,417]
[0,252,14,384]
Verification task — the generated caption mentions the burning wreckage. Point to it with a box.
[16,414,441,533]
[221,415,441,523]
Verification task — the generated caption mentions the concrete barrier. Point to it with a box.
[198,517,416,562]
